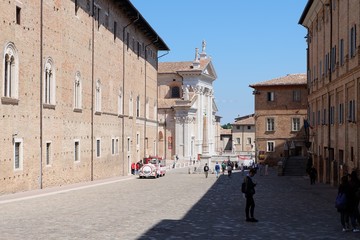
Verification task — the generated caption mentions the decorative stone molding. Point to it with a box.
[174,116,196,124]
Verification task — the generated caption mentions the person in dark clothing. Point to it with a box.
[203,163,209,178]
[348,171,360,230]
[309,166,317,185]
[244,168,258,222]
[337,176,359,232]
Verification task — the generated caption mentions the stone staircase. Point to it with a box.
[284,156,308,176]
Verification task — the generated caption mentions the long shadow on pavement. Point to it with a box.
[137,168,360,240]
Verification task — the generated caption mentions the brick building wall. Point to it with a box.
[300,0,360,185]
[0,0,168,194]
[250,74,308,166]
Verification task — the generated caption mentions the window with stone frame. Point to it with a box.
[293,90,301,102]
[44,58,56,105]
[266,141,275,152]
[74,140,80,161]
[14,138,23,170]
[266,118,275,131]
[292,118,301,131]
[3,43,19,99]
[267,92,274,101]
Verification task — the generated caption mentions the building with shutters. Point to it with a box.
[299,0,360,185]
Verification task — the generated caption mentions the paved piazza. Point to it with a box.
[0,166,358,239]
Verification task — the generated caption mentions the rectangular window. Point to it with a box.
[247,126,251,130]
[136,96,140,117]
[14,139,23,170]
[96,139,101,157]
[247,138,251,145]
[111,138,115,155]
[75,141,80,161]
[266,141,275,152]
[266,118,275,131]
[339,103,344,124]
[127,137,130,152]
[319,60,322,77]
[236,138,240,144]
[292,118,301,131]
[350,26,357,58]
[331,46,336,72]
[348,100,356,122]
[46,142,51,165]
[317,110,321,125]
[325,53,329,77]
[114,21,117,40]
[293,90,301,102]
[136,133,140,146]
[16,6,21,24]
[323,109,327,125]
[330,106,335,124]
[340,39,344,66]
[267,92,274,101]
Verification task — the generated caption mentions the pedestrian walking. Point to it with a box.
[348,171,360,229]
[214,162,220,178]
[204,163,209,178]
[336,175,352,232]
[309,166,317,185]
[221,161,226,175]
[243,168,258,222]
[227,161,233,178]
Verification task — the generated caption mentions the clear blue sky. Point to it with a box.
[131,0,309,124]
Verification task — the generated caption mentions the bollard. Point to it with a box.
[188,167,191,174]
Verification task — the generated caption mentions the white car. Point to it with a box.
[139,163,166,179]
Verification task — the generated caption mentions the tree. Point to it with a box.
[221,123,232,129]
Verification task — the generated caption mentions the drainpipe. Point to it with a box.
[122,14,139,175]
[156,50,169,160]
[144,37,158,158]
[90,0,96,181]
[39,0,44,189]
[327,0,332,183]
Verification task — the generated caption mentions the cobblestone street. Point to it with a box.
[0,166,357,240]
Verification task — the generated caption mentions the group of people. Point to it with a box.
[336,170,360,232]
[131,161,143,175]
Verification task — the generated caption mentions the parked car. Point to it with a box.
[139,157,166,179]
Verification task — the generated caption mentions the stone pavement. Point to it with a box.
[0,166,358,240]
